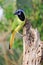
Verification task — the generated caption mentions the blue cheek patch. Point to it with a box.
[18,12,21,15]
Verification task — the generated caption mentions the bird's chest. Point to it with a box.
[12,17,22,30]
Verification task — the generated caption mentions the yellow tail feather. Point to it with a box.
[9,23,25,49]
[9,25,21,49]
[10,31,16,49]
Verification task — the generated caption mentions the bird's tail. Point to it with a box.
[9,23,25,49]
[9,31,16,49]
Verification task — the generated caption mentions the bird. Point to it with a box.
[9,9,25,49]
[9,9,31,49]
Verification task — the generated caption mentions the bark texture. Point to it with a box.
[23,18,42,65]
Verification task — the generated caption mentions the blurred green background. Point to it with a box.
[0,0,43,40]
[0,0,43,65]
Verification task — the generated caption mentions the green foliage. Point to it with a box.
[5,4,14,20]
[0,55,5,65]
[13,37,23,51]
[0,0,43,48]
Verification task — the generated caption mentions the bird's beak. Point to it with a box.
[14,11,18,15]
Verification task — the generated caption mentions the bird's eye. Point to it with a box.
[18,11,21,15]
[18,11,19,13]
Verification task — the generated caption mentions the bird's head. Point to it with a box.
[14,9,25,21]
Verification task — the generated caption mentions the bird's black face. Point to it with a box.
[14,9,25,21]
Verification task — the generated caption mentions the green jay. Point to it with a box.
[9,9,25,49]
[9,9,31,49]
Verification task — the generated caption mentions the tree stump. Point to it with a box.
[23,19,42,65]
